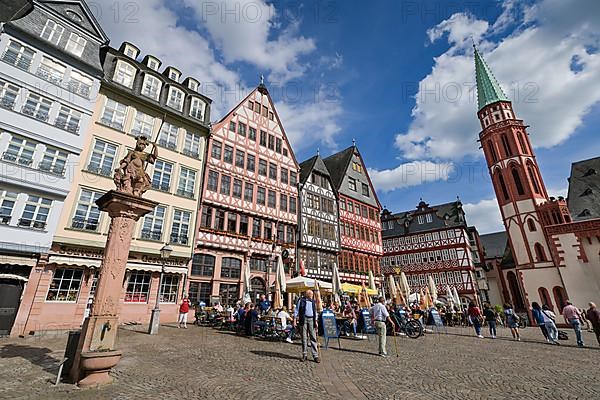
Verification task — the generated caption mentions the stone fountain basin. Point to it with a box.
[80,350,123,371]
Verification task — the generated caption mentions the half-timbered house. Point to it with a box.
[192,83,299,306]
[298,154,340,280]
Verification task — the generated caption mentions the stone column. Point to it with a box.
[70,190,157,387]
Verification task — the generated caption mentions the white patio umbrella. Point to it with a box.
[388,275,398,300]
[368,270,376,291]
[452,287,461,308]
[445,284,454,306]
[332,263,343,306]
[399,272,411,300]
[427,275,438,304]
[242,259,252,304]
[273,256,286,309]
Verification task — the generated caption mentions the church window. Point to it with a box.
[501,134,512,157]
[528,166,540,194]
[488,141,498,163]
[527,219,536,232]
[511,168,525,196]
[534,243,547,262]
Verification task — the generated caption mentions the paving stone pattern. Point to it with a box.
[1,324,600,400]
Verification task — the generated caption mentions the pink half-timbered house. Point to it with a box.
[190,84,299,306]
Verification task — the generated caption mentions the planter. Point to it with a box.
[77,350,122,388]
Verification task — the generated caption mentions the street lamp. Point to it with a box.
[148,243,173,335]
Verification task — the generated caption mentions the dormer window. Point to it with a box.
[426,213,433,223]
[40,19,64,44]
[189,97,205,120]
[165,68,181,82]
[166,86,184,111]
[123,44,139,59]
[65,33,86,57]
[187,80,199,91]
[147,58,160,71]
[113,60,136,88]
[141,74,161,100]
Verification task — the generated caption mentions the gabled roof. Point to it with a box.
[479,231,508,259]
[299,154,331,184]
[567,156,600,221]
[381,200,466,237]
[40,0,109,43]
[323,146,355,190]
[474,45,508,111]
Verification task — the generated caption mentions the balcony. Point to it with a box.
[36,68,62,85]
[0,214,11,225]
[141,229,162,241]
[65,80,91,98]
[151,182,170,192]
[182,148,200,158]
[2,52,32,71]
[169,234,189,245]
[99,117,124,131]
[2,152,33,167]
[21,105,49,122]
[54,118,80,134]
[86,164,113,177]
[18,218,46,230]
[71,217,99,232]
[176,188,194,199]
[38,161,66,176]
[157,138,177,151]
[0,96,16,110]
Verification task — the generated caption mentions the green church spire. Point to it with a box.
[474,45,509,111]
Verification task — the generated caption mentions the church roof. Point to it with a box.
[567,156,600,221]
[479,231,508,259]
[474,45,509,111]
[299,154,331,184]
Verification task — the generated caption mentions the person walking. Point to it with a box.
[562,301,584,347]
[541,305,559,345]
[370,297,395,357]
[483,303,497,338]
[531,302,550,342]
[177,295,191,328]
[503,303,521,341]
[293,290,320,363]
[586,302,600,346]
[467,302,484,338]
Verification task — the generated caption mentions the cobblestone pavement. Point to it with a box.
[1,323,600,400]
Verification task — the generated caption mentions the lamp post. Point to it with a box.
[148,243,173,335]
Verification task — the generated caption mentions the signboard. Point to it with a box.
[321,310,341,349]
[361,309,375,334]
[430,309,444,327]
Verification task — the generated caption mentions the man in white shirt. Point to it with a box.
[370,297,395,357]
[276,307,294,343]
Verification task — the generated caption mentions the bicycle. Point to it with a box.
[389,313,423,339]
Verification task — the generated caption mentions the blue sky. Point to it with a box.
[94,0,600,233]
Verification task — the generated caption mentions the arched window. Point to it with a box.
[221,257,242,279]
[501,134,512,157]
[518,133,528,154]
[511,168,525,195]
[527,219,537,232]
[534,243,547,262]
[250,277,266,301]
[538,287,553,310]
[553,286,568,312]
[507,271,525,310]
[528,165,540,194]
[191,253,215,276]
[488,141,498,163]
[495,171,510,200]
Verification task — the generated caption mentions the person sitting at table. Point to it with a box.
[258,294,271,315]
[341,302,357,337]
[276,307,295,343]
[214,302,224,313]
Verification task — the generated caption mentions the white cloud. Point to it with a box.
[369,161,455,192]
[396,0,600,161]
[463,198,504,234]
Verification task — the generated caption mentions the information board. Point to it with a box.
[361,309,375,334]
[430,309,444,327]
[321,311,341,349]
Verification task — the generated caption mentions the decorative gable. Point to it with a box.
[42,0,108,42]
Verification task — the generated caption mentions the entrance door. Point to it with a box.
[0,280,24,335]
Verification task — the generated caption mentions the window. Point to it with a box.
[264,222,272,240]
[65,33,87,57]
[221,258,241,279]
[37,57,66,84]
[0,80,20,110]
[275,138,282,153]
[188,80,199,91]
[147,58,160,71]
[501,134,512,157]
[131,111,155,138]
[249,127,257,141]
[124,272,151,303]
[254,102,261,113]
[348,177,357,191]
[496,171,509,200]
[528,166,540,194]
[227,212,237,233]
[252,219,262,238]
[87,139,117,176]
[72,189,102,231]
[258,159,267,176]
[190,97,205,120]
[54,105,81,133]
[277,223,285,242]
[290,171,297,186]
[262,106,268,118]
[3,135,35,166]
[166,86,184,110]
[260,130,267,146]
[527,219,536,232]
[280,194,288,212]
[246,154,255,173]
[248,100,254,110]
[352,161,362,173]
[200,206,213,228]
[188,282,211,305]
[238,122,247,137]
[46,269,82,302]
[289,197,297,214]
[170,209,191,245]
[233,179,242,198]
[141,205,166,241]
[487,141,498,163]
[141,74,162,100]
[534,243,547,262]
[40,19,65,44]
[67,70,93,98]
[191,254,215,276]
[0,190,18,224]
[244,182,254,202]
[159,275,179,303]
[168,69,180,81]
[157,122,179,150]
[426,213,433,223]
[229,121,236,132]
[512,168,525,196]
[235,150,245,168]
[257,187,266,205]
[183,132,201,158]
[39,145,68,175]
[177,167,196,198]
[268,190,276,208]
[2,40,35,71]
[113,60,136,88]
[223,145,233,164]
[239,215,249,236]
[22,93,52,122]
[151,160,173,192]
[207,170,219,192]
[211,140,222,160]
[281,168,288,184]
[220,175,231,195]
[268,135,275,150]
[219,284,239,306]
[269,111,274,121]
[19,195,51,229]
[269,163,277,180]
[362,183,370,197]
[100,99,127,130]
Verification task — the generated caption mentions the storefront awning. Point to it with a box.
[0,273,28,282]
[47,256,102,269]
[0,255,37,267]
[126,262,187,274]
